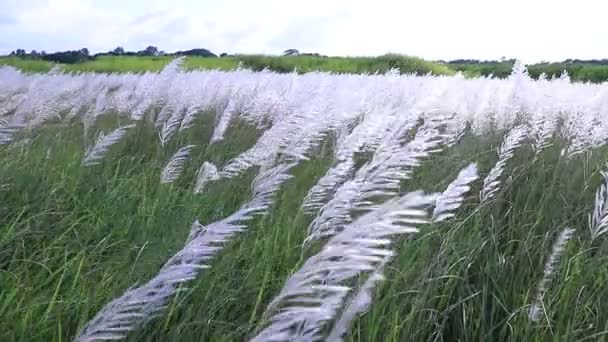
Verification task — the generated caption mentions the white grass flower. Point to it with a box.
[528,228,575,322]
[160,145,196,184]
[82,124,136,167]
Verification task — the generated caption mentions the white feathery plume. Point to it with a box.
[307,124,445,242]
[213,90,342,181]
[252,191,434,342]
[299,110,419,215]
[528,228,575,322]
[82,124,136,167]
[154,104,174,129]
[193,162,220,194]
[325,263,387,342]
[279,117,338,163]
[76,163,295,342]
[210,99,237,144]
[82,87,110,135]
[160,145,196,184]
[301,159,356,214]
[479,125,528,204]
[158,107,185,146]
[562,114,602,159]
[589,169,608,241]
[530,115,557,155]
[326,162,478,341]
[433,163,479,222]
[179,106,201,132]
[0,124,24,145]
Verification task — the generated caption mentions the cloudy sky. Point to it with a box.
[0,0,606,63]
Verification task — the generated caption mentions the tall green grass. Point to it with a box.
[1,113,608,341]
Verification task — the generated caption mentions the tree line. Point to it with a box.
[8,46,219,64]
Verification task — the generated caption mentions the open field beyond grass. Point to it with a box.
[1,61,608,341]
[5,54,608,83]
[2,54,457,76]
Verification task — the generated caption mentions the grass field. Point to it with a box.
[0,56,56,73]
[61,56,174,73]
[4,54,608,83]
[0,54,455,76]
[5,54,608,83]
[1,63,608,341]
[451,60,608,83]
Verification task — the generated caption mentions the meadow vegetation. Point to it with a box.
[1,61,608,341]
[451,60,608,83]
[1,54,455,76]
[5,54,608,83]
[0,56,55,73]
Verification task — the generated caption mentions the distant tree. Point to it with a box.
[142,46,159,56]
[14,49,27,57]
[41,49,91,64]
[40,50,46,56]
[220,52,228,57]
[283,49,299,56]
[30,50,40,58]
[112,46,125,55]
[175,48,216,58]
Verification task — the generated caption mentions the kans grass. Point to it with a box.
[1,62,608,341]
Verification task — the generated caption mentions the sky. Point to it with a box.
[0,0,607,63]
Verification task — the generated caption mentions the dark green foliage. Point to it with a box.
[174,49,217,58]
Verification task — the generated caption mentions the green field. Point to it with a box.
[61,56,174,73]
[5,54,608,84]
[1,54,455,76]
[4,54,608,82]
[0,56,56,73]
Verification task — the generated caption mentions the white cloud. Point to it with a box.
[0,0,607,62]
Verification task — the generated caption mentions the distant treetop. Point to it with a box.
[283,49,300,56]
